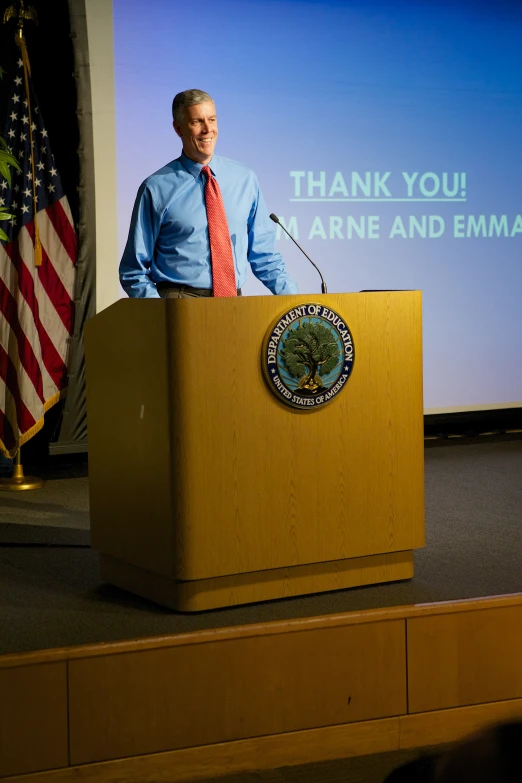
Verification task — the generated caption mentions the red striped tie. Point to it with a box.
[201,165,237,297]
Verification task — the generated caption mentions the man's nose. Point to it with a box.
[201,121,210,133]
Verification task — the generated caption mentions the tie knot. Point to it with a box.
[201,165,212,180]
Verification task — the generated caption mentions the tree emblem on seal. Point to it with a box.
[262,304,354,409]
[281,320,340,395]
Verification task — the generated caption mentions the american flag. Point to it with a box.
[0,54,76,458]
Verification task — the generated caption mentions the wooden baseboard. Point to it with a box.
[400,698,522,748]
[4,699,522,783]
[100,550,414,610]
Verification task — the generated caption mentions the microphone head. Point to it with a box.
[269,213,279,224]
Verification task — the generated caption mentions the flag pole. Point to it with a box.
[0,447,44,490]
[0,0,44,490]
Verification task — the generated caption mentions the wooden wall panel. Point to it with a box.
[69,619,406,764]
[0,663,68,778]
[407,605,522,713]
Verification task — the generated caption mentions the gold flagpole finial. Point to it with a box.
[3,1,38,42]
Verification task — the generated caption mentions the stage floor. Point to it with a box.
[1,437,521,656]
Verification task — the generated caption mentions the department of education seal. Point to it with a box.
[262,304,355,409]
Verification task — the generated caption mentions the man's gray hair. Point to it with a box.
[172,89,214,123]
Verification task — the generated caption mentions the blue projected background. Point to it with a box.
[113,0,522,411]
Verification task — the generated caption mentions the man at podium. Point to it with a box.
[119,89,298,299]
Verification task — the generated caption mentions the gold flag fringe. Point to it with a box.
[0,387,67,459]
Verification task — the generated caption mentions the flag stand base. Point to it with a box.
[0,450,44,491]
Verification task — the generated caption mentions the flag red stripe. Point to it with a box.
[45,200,77,265]
[0,275,45,403]
[37,239,75,334]
[0,409,17,452]
[0,343,37,435]
[7,228,69,391]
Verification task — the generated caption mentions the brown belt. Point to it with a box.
[156,282,242,297]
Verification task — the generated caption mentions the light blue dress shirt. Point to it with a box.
[119,153,299,297]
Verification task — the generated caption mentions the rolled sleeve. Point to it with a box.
[247,183,299,295]
[119,183,161,298]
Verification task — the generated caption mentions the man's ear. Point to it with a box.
[173,120,182,138]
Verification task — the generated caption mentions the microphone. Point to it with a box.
[270,213,327,294]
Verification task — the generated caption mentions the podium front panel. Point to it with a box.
[164,291,424,581]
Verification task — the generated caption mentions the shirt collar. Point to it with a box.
[179,151,219,179]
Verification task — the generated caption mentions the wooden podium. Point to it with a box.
[85,292,424,611]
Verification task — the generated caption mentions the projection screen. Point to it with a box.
[106,0,522,413]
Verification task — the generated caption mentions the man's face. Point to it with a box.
[173,100,218,165]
